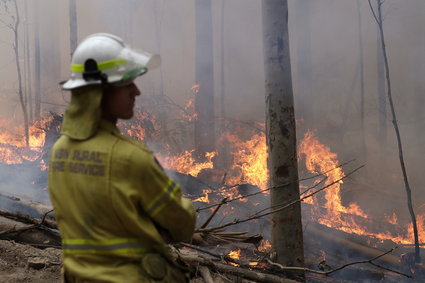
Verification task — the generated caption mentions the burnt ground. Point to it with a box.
[0,240,61,283]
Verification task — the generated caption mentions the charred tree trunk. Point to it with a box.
[33,2,41,119]
[69,0,78,56]
[195,0,215,158]
[262,0,305,278]
[369,0,420,263]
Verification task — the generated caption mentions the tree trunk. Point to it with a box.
[24,0,33,122]
[194,0,215,158]
[153,1,167,142]
[357,0,367,162]
[262,0,305,278]
[293,0,313,128]
[69,0,78,57]
[219,0,225,120]
[376,7,387,148]
[33,2,41,119]
[12,1,29,147]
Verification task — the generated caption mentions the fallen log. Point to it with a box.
[198,266,215,283]
[0,209,60,248]
[177,249,299,283]
[304,222,400,267]
[0,191,53,219]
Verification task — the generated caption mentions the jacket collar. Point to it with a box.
[99,119,121,136]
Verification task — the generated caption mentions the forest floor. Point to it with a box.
[0,240,61,283]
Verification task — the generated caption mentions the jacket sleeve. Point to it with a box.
[140,154,196,242]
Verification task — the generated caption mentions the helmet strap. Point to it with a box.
[82,59,108,84]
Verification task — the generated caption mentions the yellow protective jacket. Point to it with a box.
[48,119,196,282]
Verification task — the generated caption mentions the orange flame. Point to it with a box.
[193,189,212,203]
[157,150,216,177]
[258,239,272,253]
[223,132,268,190]
[298,130,423,245]
[0,116,53,164]
[228,249,241,260]
[298,131,368,221]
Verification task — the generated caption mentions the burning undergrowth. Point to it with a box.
[0,91,423,280]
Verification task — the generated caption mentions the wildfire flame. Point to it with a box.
[298,130,423,245]
[0,117,53,164]
[298,131,368,221]
[223,132,268,190]
[157,150,216,177]
[193,189,212,203]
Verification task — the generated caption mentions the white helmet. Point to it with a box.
[61,33,160,90]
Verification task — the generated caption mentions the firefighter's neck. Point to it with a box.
[101,113,118,124]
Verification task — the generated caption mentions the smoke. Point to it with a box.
[0,1,423,274]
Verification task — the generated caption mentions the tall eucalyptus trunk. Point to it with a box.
[262,0,305,277]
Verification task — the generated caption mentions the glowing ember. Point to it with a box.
[193,189,212,203]
[258,240,272,253]
[228,249,241,260]
[191,84,200,93]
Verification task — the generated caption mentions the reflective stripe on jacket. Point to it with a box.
[48,119,195,282]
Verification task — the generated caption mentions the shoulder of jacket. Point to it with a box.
[115,135,153,154]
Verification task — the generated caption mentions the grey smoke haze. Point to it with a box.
[0,0,423,223]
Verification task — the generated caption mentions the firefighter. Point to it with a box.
[48,33,196,282]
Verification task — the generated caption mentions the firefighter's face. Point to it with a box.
[102,82,141,121]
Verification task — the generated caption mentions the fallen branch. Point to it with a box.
[197,165,364,233]
[177,249,299,283]
[0,209,56,230]
[267,246,411,278]
[200,198,228,228]
[0,209,60,248]
[198,266,214,283]
[197,159,355,212]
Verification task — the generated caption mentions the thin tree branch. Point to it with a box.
[266,246,411,278]
[200,198,228,228]
[196,165,364,233]
[370,0,420,263]
[368,0,380,24]
[196,159,355,212]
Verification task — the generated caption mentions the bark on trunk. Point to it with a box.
[262,0,305,276]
